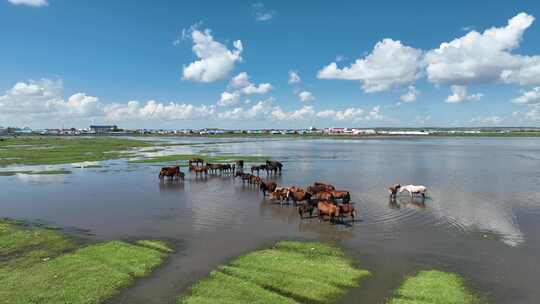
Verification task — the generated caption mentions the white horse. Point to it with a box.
[394,184,427,200]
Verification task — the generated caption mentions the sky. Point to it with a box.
[1,0,540,129]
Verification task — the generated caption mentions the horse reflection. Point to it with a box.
[389,194,426,209]
[159,180,185,192]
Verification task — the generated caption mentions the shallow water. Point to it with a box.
[1,137,540,303]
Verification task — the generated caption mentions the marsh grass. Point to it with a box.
[0,137,151,166]
[0,219,172,304]
[388,270,481,304]
[178,241,370,304]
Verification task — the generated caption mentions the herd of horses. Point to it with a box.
[158,157,428,224]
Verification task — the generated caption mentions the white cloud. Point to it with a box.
[104,100,216,121]
[297,91,314,102]
[317,39,423,93]
[525,105,540,120]
[219,72,272,106]
[400,85,420,102]
[288,70,301,84]
[0,79,63,114]
[182,28,243,82]
[445,85,483,103]
[217,91,240,107]
[8,0,48,7]
[271,106,316,121]
[48,93,101,117]
[317,106,382,121]
[425,12,538,86]
[218,98,274,120]
[252,3,274,21]
[511,87,540,105]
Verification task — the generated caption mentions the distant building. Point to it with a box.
[90,125,118,134]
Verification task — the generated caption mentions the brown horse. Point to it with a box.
[188,157,204,166]
[235,160,244,169]
[331,190,351,203]
[259,181,277,196]
[297,202,315,219]
[287,188,312,203]
[317,201,340,223]
[271,188,289,202]
[338,203,356,221]
[159,166,184,180]
[315,191,334,201]
[264,164,279,175]
[235,171,252,183]
[206,163,223,174]
[249,175,262,185]
[189,165,208,177]
[307,182,336,194]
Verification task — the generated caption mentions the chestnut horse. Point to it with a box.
[188,157,204,166]
[298,202,315,219]
[235,171,252,183]
[317,201,340,223]
[331,190,351,203]
[159,166,184,180]
[189,165,208,177]
[338,203,356,221]
[308,182,336,194]
[287,189,312,203]
[251,165,265,175]
[259,181,277,196]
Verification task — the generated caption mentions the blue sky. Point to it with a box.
[1,0,540,129]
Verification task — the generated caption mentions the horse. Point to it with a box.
[317,201,340,223]
[159,166,184,180]
[338,203,356,221]
[235,171,252,183]
[206,163,223,174]
[395,184,427,200]
[189,165,208,177]
[259,181,277,196]
[271,188,289,202]
[188,157,204,166]
[251,165,265,176]
[331,190,351,203]
[297,202,315,219]
[308,182,336,194]
[235,160,244,170]
[287,188,312,204]
[264,164,279,175]
[249,175,262,185]
[315,191,334,201]
[265,160,283,173]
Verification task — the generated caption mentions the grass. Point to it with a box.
[178,241,371,304]
[387,270,481,304]
[130,154,269,164]
[0,219,172,304]
[0,137,151,166]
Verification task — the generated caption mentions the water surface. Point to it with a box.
[1,137,539,303]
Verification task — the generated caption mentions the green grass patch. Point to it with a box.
[388,270,481,304]
[178,241,370,304]
[0,219,172,304]
[0,137,151,166]
[130,154,269,164]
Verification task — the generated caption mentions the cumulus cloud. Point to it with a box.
[182,28,243,82]
[271,106,316,121]
[400,85,420,102]
[317,106,383,121]
[425,12,538,86]
[445,85,483,103]
[317,39,423,93]
[288,70,301,84]
[252,2,274,21]
[217,91,240,107]
[104,100,216,121]
[8,0,47,7]
[218,98,274,120]
[297,91,314,102]
[511,87,540,105]
[0,79,62,114]
[218,72,272,106]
